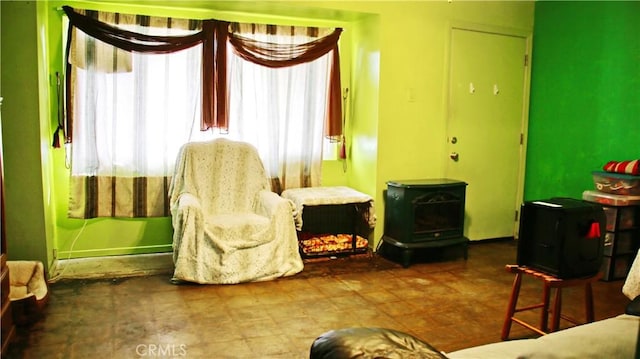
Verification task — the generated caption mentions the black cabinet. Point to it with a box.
[516,198,606,279]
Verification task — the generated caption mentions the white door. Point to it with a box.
[446,27,529,241]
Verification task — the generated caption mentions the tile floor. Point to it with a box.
[5,240,630,358]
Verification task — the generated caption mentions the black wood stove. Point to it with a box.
[381,178,468,267]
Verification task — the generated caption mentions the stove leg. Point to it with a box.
[402,249,412,268]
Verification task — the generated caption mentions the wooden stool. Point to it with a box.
[501,264,602,340]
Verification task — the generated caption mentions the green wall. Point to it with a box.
[2,0,535,273]
[524,1,640,200]
[0,1,55,269]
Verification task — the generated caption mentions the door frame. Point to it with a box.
[441,21,533,239]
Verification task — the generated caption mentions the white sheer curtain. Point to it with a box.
[71,20,209,177]
[225,25,333,192]
[67,12,214,218]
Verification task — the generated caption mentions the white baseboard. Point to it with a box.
[49,252,173,282]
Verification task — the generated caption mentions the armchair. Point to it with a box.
[169,138,303,284]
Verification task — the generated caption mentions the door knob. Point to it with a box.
[450,152,459,161]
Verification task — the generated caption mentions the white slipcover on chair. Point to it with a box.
[169,138,303,284]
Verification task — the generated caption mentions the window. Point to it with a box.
[225,24,335,190]
[62,7,344,218]
[70,31,206,177]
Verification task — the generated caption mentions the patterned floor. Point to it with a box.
[5,240,629,358]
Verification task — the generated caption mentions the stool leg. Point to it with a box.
[585,282,595,323]
[540,282,551,333]
[501,272,523,340]
[551,288,562,332]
